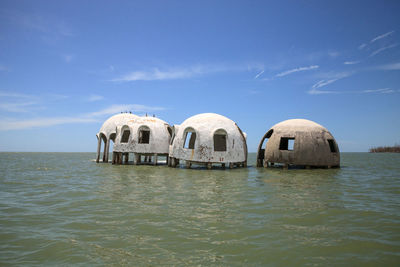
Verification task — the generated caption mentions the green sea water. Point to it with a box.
[0,152,399,266]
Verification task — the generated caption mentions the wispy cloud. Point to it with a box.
[0,104,167,131]
[358,43,367,50]
[344,61,360,65]
[0,101,40,113]
[87,94,104,102]
[0,117,97,131]
[1,9,73,41]
[87,104,165,117]
[376,62,400,70]
[0,91,40,112]
[111,63,263,82]
[276,65,319,77]
[370,43,398,57]
[363,88,395,94]
[308,72,351,95]
[370,31,395,43]
[254,70,264,79]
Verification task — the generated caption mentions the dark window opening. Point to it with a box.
[328,139,337,153]
[279,137,295,151]
[184,131,196,149]
[121,130,130,143]
[139,129,150,144]
[214,134,227,151]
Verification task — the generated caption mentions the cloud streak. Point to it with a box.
[344,61,360,65]
[111,63,264,82]
[370,43,398,57]
[370,31,395,43]
[0,104,167,131]
[308,72,352,94]
[276,65,319,77]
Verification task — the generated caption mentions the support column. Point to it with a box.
[154,154,158,166]
[133,153,138,165]
[112,152,116,164]
[104,139,110,163]
[186,161,191,169]
[96,137,101,163]
[207,163,212,170]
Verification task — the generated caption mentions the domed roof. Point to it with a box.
[98,113,139,138]
[170,113,247,164]
[271,119,327,132]
[180,113,239,133]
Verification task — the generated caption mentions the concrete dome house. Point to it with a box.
[112,116,172,165]
[168,113,248,169]
[256,119,340,168]
[96,113,139,163]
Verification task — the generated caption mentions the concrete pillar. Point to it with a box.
[102,138,107,162]
[154,154,158,166]
[96,137,101,163]
[112,152,115,164]
[243,161,247,168]
[186,161,191,169]
[104,139,110,163]
[207,163,212,170]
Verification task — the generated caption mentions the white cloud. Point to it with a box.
[0,117,98,131]
[344,61,360,65]
[254,70,264,79]
[111,63,264,82]
[363,88,395,94]
[0,91,41,112]
[308,72,351,95]
[370,43,398,57]
[376,62,400,70]
[370,31,395,43]
[0,101,39,113]
[0,104,167,131]
[88,94,104,102]
[358,43,367,50]
[276,65,319,77]
[87,104,165,117]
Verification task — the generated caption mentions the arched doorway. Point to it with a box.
[256,129,273,167]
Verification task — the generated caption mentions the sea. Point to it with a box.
[0,152,399,266]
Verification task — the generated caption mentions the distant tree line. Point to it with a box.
[369,144,400,153]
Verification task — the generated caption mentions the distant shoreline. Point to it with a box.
[369,145,400,153]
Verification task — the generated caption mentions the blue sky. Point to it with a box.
[0,0,399,152]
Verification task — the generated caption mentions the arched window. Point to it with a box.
[120,126,130,143]
[213,129,227,151]
[183,128,196,149]
[327,139,337,153]
[138,126,150,144]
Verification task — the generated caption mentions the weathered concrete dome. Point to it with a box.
[97,113,139,140]
[256,119,340,168]
[96,113,139,163]
[113,116,171,155]
[169,113,247,168]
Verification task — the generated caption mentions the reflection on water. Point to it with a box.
[0,152,399,265]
